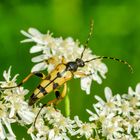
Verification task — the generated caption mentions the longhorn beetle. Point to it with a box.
[0,20,133,126]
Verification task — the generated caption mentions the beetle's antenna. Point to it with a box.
[81,20,94,59]
[84,56,133,73]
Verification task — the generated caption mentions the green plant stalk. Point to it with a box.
[65,87,70,117]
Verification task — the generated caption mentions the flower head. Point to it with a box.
[87,83,140,139]
[21,28,108,94]
[0,67,36,139]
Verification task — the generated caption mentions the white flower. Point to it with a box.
[21,28,108,94]
[74,116,95,139]
[0,66,18,88]
[87,83,140,139]
[21,28,53,45]
[93,87,116,116]
[0,67,35,125]
[0,67,36,139]
[28,105,76,140]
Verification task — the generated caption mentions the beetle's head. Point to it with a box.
[76,58,85,67]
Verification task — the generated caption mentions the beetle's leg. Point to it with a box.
[0,72,46,89]
[74,71,87,78]
[19,72,46,85]
[46,57,58,65]
[74,71,94,78]
[61,56,67,64]
[34,83,67,127]
[43,56,66,68]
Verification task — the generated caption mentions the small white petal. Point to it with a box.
[31,55,46,62]
[81,77,92,94]
[48,129,55,139]
[2,118,15,137]
[7,135,16,140]
[94,95,105,104]
[88,116,95,121]
[128,87,135,96]
[98,63,108,75]
[31,62,47,72]
[107,113,115,119]
[92,73,102,84]
[12,74,19,83]
[30,133,36,140]
[0,119,6,139]
[115,94,121,103]
[104,87,112,102]
[28,28,42,37]
[86,109,98,121]
[3,66,12,81]
[18,110,35,124]
[74,116,82,127]
[30,45,43,53]
[20,39,34,43]
[20,30,32,38]
[93,105,101,115]
[86,109,94,116]
[54,136,61,140]
[9,107,15,118]
[136,83,140,94]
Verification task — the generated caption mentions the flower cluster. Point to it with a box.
[87,83,140,139]
[0,67,140,140]
[0,67,96,140]
[29,106,96,140]
[21,28,108,94]
[0,67,35,140]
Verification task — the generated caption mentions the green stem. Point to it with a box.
[65,87,70,117]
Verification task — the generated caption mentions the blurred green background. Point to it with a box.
[0,0,140,139]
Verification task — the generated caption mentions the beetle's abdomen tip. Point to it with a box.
[28,93,38,106]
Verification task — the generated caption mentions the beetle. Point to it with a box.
[0,20,133,125]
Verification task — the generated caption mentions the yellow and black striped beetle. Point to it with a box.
[0,20,133,125]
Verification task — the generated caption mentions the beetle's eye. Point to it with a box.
[76,58,85,67]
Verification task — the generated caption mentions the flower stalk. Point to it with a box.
[65,86,70,117]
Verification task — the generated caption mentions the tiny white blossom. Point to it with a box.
[0,66,18,88]
[74,116,95,139]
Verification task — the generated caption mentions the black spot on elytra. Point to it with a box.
[57,72,62,78]
[29,93,38,106]
[37,85,47,95]
[55,91,60,98]
[34,72,44,78]
[53,83,59,89]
